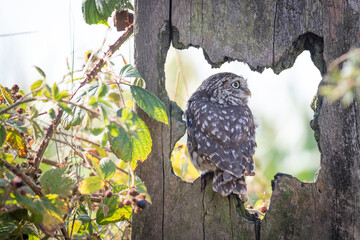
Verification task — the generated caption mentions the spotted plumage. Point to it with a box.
[185,72,256,201]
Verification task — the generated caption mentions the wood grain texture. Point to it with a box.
[133,0,360,239]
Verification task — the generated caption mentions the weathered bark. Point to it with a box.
[133,0,360,239]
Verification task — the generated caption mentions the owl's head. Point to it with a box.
[197,72,251,104]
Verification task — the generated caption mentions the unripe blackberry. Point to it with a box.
[16,107,24,114]
[20,188,27,196]
[129,189,139,197]
[104,190,113,198]
[11,84,19,93]
[14,93,22,100]
[123,199,132,206]
[12,176,24,188]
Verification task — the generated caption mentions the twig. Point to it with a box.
[56,130,112,152]
[0,157,42,196]
[60,227,70,240]
[0,31,36,37]
[247,209,265,216]
[0,97,36,116]
[33,25,133,168]
[42,158,58,166]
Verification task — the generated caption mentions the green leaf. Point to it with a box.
[112,109,152,166]
[133,77,146,88]
[119,64,143,79]
[101,132,108,147]
[49,108,56,119]
[52,83,59,100]
[58,103,73,116]
[29,106,39,119]
[88,95,98,107]
[96,196,132,225]
[109,126,132,162]
[91,127,104,136]
[5,120,27,134]
[99,158,116,180]
[79,176,104,194]
[82,0,118,25]
[77,213,91,223]
[0,222,17,239]
[135,176,152,204]
[112,184,127,193]
[97,82,109,98]
[40,168,75,198]
[6,129,27,157]
[55,90,69,101]
[0,124,6,146]
[34,66,46,79]
[130,85,168,124]
[0,85,13,105]
[30,80,44,97]
[14,193,68,235]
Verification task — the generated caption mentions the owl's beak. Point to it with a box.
[245,88,252,97]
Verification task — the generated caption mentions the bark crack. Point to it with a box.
[190,0,192,42]
[202,190,206,240]
[228,197,234,238]
[169,0,173,42]
[201,0,204,46]
[272,0,278,66]
[161,124,165,240]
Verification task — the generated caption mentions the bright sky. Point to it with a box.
[0,0,133,90]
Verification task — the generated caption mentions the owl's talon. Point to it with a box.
[239,193,248,202]
[245,172,255,177]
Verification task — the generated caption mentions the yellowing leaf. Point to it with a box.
[170,143,200,182]
[6,129,27,157]
[79,176,104,194]
[68,220,82,237]
[111,109,152,169]
[0,125,6,146]
[0,85,13,105]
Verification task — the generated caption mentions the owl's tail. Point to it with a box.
[212,170,248,201]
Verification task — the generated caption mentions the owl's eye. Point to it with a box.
[231,81,240,89]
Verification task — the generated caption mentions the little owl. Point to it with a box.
[185,72,256,201]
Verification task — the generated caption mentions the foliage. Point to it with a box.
[0,9,167,239]
[321,48,360,106]
[82,0,133,25]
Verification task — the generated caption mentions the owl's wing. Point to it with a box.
[186,99,256,178]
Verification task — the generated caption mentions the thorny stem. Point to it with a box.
[107,63,127,107]
[0,157,43,196]
[0,97,37,116]
[115,79,127,107]
[33,24,133,168]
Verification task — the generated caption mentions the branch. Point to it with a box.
[0,157,43,196]
[33,25,134,168]
[0,97,37,116]
[56,130,112,152]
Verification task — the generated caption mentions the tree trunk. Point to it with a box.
[133,0,360,239]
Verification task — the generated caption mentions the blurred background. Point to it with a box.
[165,46,322,203]
[0,1,321,204]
